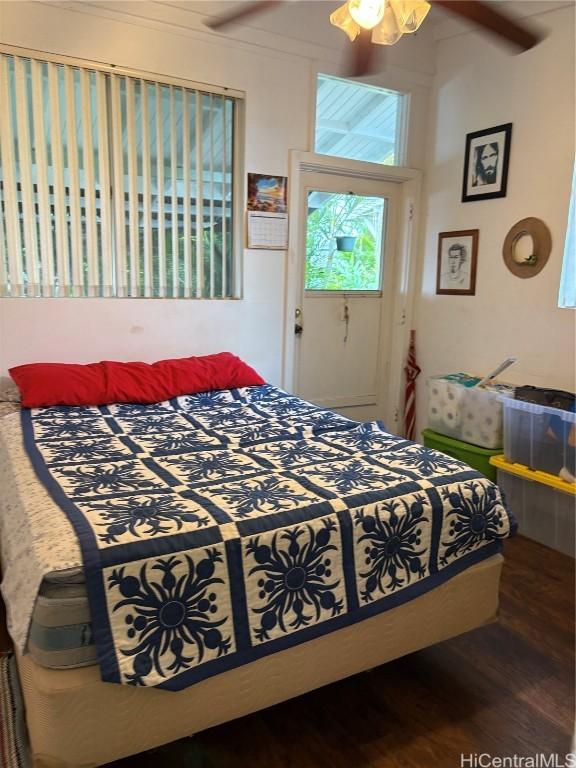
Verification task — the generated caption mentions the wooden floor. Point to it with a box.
[100,535,574,768]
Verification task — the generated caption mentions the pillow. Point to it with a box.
[9,353,264,408]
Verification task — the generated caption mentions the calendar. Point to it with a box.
[246,211,288,249]
[246,173,288,249]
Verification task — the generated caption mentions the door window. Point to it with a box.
[305,191,386,292]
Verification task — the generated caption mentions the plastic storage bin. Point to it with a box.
[422,428,500,482]
[501,396,576,477]
[427,375,513,449]
[490,455,575,558]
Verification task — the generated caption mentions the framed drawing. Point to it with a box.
[461,123,512,202]
[436,230,479,295]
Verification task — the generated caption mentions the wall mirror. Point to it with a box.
[502,217,552,278]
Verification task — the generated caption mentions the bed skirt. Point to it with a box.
[16,553,503,768]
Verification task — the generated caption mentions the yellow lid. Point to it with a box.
[489,454,576,495]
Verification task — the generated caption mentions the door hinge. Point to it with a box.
[408,202,414,222]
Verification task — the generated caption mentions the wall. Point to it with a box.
[0,0,434,382]
[415,4,575,435]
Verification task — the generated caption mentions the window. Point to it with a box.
[305,191,386,292]
[0,48,243,298]
[559,161,575,309]
[314,74,407,165]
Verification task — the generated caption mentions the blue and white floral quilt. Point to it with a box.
[21,385,515,690]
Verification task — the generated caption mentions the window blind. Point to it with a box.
[0,50,239,298]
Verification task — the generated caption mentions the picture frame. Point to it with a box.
[247,173,288,213]
[461,123,512,202]
[436,230,479,295]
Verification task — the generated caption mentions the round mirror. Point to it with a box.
[502,217,551,278]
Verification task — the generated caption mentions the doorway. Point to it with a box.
[283,152,421,434]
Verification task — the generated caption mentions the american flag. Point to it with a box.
[403,330,421,441]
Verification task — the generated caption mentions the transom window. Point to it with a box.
[0,47,243,298]
[314,74,407,166]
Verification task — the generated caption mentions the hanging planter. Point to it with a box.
[335,235,357,252]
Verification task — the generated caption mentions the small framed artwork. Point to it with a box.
[461,123,512,202]
[436,230,479,295]
[247,173,288,213]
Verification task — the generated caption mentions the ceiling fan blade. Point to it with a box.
[433,0,541,51]
[346,29,377,77]
[204,0,286,30]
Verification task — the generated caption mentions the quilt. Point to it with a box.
[21,385,515,690]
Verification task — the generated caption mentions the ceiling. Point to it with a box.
[172,1,572,43]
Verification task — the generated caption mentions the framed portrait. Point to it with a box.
[436,230,479,295]
[461,123,512,202]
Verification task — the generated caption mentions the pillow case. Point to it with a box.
[9,353,264,408]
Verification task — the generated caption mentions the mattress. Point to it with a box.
[29,570,95,669]
[17,553,504,768]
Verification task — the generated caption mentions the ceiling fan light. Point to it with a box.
[389,0,430,33]
[348,0,386,31]
[330,2,361,41]
[372,5,403,45]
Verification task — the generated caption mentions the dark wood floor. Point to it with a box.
[103,535,574,768]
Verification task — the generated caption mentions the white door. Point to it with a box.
[294,172,399,423]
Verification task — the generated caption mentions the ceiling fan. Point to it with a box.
[204,0,542,77]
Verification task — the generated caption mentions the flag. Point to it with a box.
[403,330,421,441]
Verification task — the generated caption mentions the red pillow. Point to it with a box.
[9,353,264,408]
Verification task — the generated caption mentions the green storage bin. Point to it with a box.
[422,428,500,482]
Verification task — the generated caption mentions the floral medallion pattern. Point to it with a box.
[22,384,515,690]
[37,436,133,465]
[249,439,348,470]
[320,423,399,453]
[243,517,345,643]
[51,459,165,499]
[438,480,511,566]
[106,545,233,686]
[78,494,212,546]
[353,496,431,602]
[195,475,322,520]
[156,450,262,486]
[303,458,402,496]
[378,445,464,478]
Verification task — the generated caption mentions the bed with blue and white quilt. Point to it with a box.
[3,385,515,691]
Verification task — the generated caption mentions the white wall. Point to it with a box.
[414,4,575,435]
[0,0,434,382]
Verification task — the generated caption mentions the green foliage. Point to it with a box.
[305,194,384,291]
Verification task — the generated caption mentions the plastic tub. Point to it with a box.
[490,454,575,557]
[501,396,576,478]
[422,428,500,482]
[427,375,513,449]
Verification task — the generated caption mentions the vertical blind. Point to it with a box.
[0,50,239,298]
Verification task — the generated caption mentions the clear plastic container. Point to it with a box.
[493,456,575,557]
[501,396,576,477]
[427,376,513,449]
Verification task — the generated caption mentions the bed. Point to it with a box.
[0,380,514,768]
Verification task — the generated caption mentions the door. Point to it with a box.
[294,172,398,423]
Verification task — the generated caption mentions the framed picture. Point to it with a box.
[461,123,512,202]
[247,173,288,213]
[436,230,479,295]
